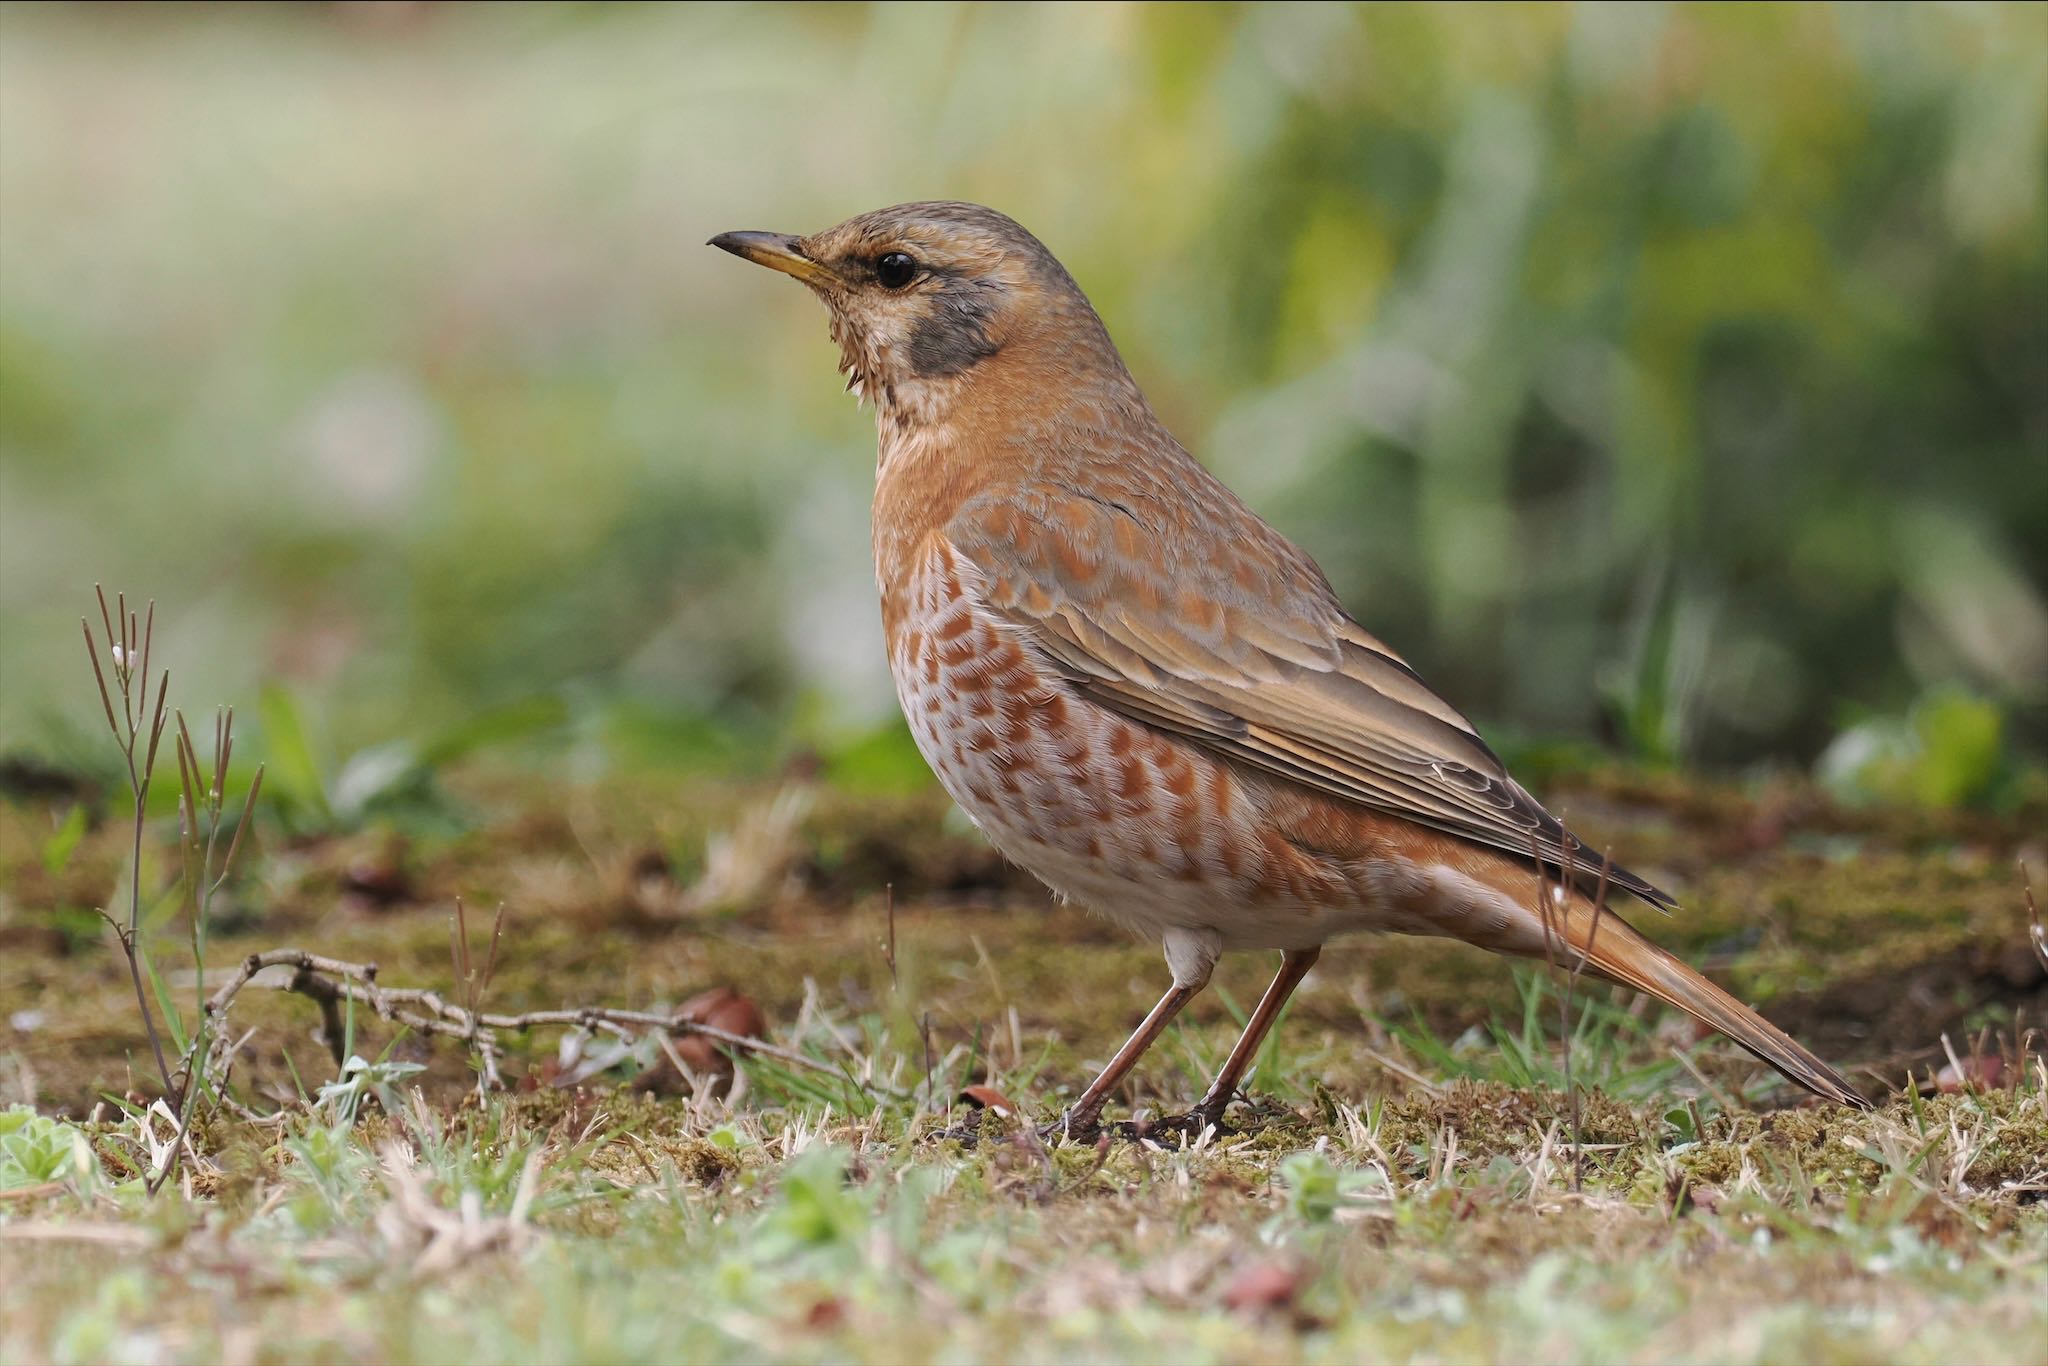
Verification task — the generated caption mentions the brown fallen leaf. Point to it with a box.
[1221,1259,1302,1317]
[619,988,771,1095]
[959,1084,1019,1117]
[1668,1174,1725,1215]
[1936,1054,2006,1092]
[672,986,769,1078]
[341,852,411,908]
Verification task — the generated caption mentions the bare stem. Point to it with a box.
[86,592,177,1105]
[204,948,866,1095]
[86,592,267,1195]
[2022,861,2046,974]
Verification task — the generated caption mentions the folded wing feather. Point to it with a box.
[949,487,1676,911]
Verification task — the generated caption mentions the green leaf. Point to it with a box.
[1664,1106,1697,1144]
[0,1105,94,1189]
[1817,688,2007,810]
[40,804,87,874]
[417,694,570,768]
[257,684,331,827]
[1909,690,2004,809]
[139,944,188,1057]
[758,1147,866,1250]
[328,740,419,825]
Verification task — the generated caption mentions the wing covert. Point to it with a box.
[947,486,1674,910]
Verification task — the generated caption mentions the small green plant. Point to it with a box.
[316,1055,429,1125]
[82,587,264,1193]
[755,1146,868,1252]
[39,803,87,875]
[0,1106,93,1191]
[1817,687,2010,810]
[1276,1148,1384,1224]
[1600,564,1713,768]
[81,589,175,1109]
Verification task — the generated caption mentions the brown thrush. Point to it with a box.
[712,202,1868,1136]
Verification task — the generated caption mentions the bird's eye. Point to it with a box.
[875,252,917,289]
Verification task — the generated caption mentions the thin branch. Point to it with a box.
[882,882,899,992]
[1557,837,1582,1193]
[205,948,857,1088]
[1530,830,1607,1194]
[2022,861,2046,974]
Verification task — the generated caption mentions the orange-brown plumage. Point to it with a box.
[713,202,1868,1131]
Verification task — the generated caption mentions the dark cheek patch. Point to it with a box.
[907,279,1002,378]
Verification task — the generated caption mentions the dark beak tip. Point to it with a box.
[707,228,823,283]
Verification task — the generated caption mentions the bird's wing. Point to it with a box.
[946,482,1674,910]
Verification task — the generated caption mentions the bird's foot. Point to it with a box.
[925,1108,1018,1149]
[1034,1106,1235,1147]
[925,1121,985,1147]
[1035,1110,1105,1147]
[1115,1106,1235,1145]
[941,1103,1251,1149]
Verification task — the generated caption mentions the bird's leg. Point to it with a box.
[1045,929,1218,1143]
[1046,982,1201,1142]
[1181,946,1321,1132]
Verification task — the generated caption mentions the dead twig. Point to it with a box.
[0,1181,65,1204]
[1531,833,1576,1192]
[1530,830,1616,1195]
[1562,851,1616,1193]
[1670,1044,1741,1116]
[0,1222,155,1248]
[448,898,508,1094]
[882,882,899,992]
[205,948,857,1091]
[375,1143,541,1275]
[1361,1045,1443,1094]
[919,1010,937,1121]
[2022,861,2046,973]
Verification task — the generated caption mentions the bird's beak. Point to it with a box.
[708,230,835,287]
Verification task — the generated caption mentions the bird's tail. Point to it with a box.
[1536,897,1871,1110]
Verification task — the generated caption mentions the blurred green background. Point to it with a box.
[2,1,2043,812]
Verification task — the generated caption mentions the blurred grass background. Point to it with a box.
[2,1,2043,812]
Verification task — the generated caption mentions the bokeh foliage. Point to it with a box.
[2,2,2042,789]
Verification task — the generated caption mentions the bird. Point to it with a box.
[711,201,1869,1136]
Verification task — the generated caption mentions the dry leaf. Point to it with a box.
[959,1084,1019,1117]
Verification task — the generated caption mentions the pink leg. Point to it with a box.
[1190,947,1320,1125]
[1056,980,1204,1138]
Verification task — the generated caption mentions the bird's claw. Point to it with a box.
[1036,1106,1235,1147]
[1035,1112,1102,1146]
[933,1103,1246,1149]
[1120,1107,1235,1144]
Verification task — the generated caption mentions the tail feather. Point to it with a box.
[1549,901,1871,1110]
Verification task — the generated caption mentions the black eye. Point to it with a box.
[875,252,917,289]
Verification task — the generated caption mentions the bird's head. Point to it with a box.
[710,201,1130,422]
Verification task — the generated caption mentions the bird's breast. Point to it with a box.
[880,534,1443,948]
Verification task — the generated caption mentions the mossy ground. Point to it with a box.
[1,764,2044,1362]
